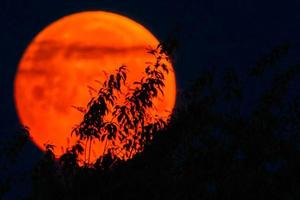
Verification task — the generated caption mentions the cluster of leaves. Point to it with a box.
[70,44,171,166]
[4,43,300,199]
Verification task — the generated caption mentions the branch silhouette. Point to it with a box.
[3,42,300,199]
[68,44,171,167]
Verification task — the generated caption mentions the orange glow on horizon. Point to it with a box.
[14,11,176,163]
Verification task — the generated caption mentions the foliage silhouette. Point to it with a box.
[70,44,171,166]
[3,42,300,199]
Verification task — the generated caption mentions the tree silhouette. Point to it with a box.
[3,42,300,199]
[69,44,171,167]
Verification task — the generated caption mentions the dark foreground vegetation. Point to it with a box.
[2,43,300,199]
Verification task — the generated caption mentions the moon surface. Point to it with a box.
[14,11,176,162]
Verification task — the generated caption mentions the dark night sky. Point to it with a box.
[1,0,300,199]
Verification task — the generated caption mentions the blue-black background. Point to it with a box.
[0,0,300,199]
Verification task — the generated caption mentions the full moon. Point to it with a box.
[14,11,176,162]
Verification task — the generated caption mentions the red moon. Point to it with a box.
[14,11,176,162]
